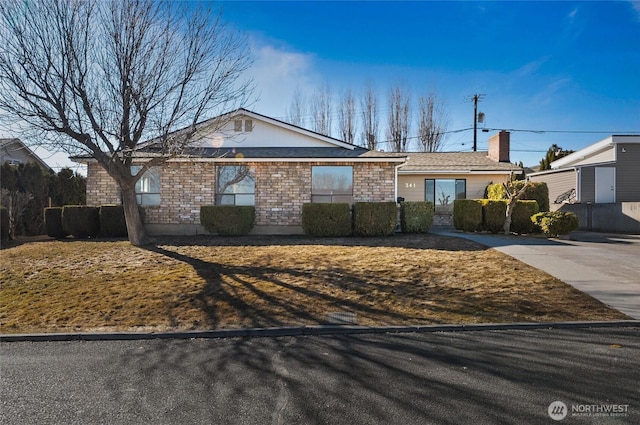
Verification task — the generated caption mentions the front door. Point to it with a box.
[595,167,615,203]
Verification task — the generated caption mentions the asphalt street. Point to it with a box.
[1,326,639,424]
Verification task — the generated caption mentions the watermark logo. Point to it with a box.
[548,401,568,421]
[548,401,630,420]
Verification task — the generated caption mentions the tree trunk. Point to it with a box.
[120,183,147,246]
[503,198,517,235]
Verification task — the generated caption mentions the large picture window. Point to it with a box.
[425,179,466,213]
[312,166,353,203]
[132,166,161,206]
[216,165,255,205]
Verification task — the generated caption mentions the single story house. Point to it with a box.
[528,135,640,209]
[74,111,523,234]
[376,131,522,225]
[75,109,406,235]
[0,138,52,172]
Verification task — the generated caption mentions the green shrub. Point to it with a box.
[99,205,128,237]
[200,205,255,236]
[510,200,539,234]
[44,207,67,238]
[301,203,352,237]
[400,201,434,233]
[0,206,8,240]
[532,211,579,237]
[485,181,549,212]
[480,200,506,233]
[353,202,397,236]
[453,199,482,232]
[485,183,507,200]
[62,206,100,238]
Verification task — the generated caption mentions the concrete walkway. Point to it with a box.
[432,229,640,320]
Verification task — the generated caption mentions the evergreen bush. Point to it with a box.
[62,206,100,238]
[532,211,579,237]
[353,202,397,236]
[400,201,434,233]
[301,203,352,237]
[200,205,255,236]
[0,206,8,240]
[510,200,540,234]
[44,207,67,238]
[480,200,506,233]
[453,199,482,232]
[99,205,128,237]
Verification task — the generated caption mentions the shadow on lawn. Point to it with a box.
[143,243,438,329]
[148,233,488,252]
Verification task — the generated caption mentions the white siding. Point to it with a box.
[195,115,343,149]
[529,169,577,211]
[569,146,615,167]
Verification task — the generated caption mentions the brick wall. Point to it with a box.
[85,160,398,228]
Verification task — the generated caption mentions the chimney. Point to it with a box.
[488,131,510,162]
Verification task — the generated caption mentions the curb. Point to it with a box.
[1,320,638,342]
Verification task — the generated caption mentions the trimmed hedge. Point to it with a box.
[480,200,507,233]
[532,211,579,237]
[200,205,255,236]
[400,201,434,233]
[353,202,397,236]
[511,200,540,234]
[99,205,128,237]
[302,203,352,237]
[62,206,100,238]
[453,199,482,232]
[44,207,67,238]
[0,206,8,240]
[485,181,550,212]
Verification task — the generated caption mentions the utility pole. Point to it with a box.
[471,94,484,152]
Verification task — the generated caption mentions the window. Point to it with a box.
[132,166,161,206]
[216,165,255,205]
[312,166,353,203]
[425,179,466,213]
[233,119,253,132]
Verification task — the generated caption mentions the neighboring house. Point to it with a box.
[528,135,640,209]
[73,109,406,235]
[0,138,52,172]
[377,131,521,225]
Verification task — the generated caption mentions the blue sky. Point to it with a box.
[30,1,640,170]
[219,0,640,167]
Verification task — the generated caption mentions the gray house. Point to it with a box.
[528,135,640,233]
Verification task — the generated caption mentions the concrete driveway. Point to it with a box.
[433,230,640,320]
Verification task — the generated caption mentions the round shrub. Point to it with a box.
[62,206,100,238]
[400,201,434,233]
[532,211,579,237]
[302,203,352,237]
[44,207,67,238]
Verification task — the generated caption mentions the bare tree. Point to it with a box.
[1,189,34,240]
[310,84,332,137]
[0,0,252,245]
[286,88,307,128]
[386,85,410,152]
[360,84,379,150]
[418,93,449,152]
[337,89,356,144]
[503,177,530,235]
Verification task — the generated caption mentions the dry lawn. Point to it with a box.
[0,234,628,334]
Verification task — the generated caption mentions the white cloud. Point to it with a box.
[631,1,640,20]
[246,41,320,119]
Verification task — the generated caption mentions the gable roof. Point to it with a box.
[551,135,640,169]
[0,138,52,172]
[365,151,521,174]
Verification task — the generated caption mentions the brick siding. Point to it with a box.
[86,160,398,227]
